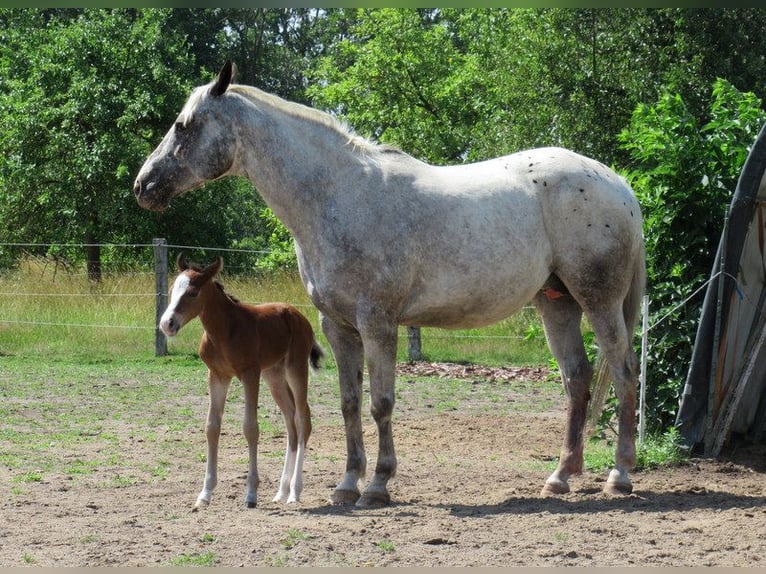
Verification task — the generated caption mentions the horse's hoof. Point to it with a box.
[331,488,361,506]
[193,498,210,511]
[246,500,257,509]
[541,479,570,496]
[356,490,390,508]
[604,481,632,496]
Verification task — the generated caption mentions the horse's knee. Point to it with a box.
[370,394,394,425]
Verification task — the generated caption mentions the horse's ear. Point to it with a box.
[202,256,223,279]
[176,252,188,272]
[210,61,236,97]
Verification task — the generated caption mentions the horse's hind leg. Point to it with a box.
[534,291,592,496]
[264,365,299,503]
[587,306,639,495]
[282,355,313,503]
[321,314,367,505]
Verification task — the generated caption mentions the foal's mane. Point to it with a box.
[184,262,240,304]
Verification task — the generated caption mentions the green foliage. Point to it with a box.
[618,79,766,432]
[584,427,685,472]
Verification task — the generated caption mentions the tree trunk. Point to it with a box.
[85,234,101,282]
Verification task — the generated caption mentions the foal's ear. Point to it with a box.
[176,252,189,272]
[202,256,223,279]
[210,61,236,97]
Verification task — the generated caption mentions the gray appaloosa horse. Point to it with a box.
[135,62,646,508]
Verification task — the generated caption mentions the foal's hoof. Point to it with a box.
[540,479,570,496]
[330,488,361,506]
[356,490,390,508]
[246,500,257,509]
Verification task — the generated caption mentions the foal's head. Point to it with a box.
[159,254,223,337]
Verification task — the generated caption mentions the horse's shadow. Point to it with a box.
[439,488,766,518]
[303,488,766,518]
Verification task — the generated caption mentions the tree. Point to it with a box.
[0,9,195,278]
[618,79,766,432]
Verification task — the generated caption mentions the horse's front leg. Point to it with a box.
[195,370,231,510]
[241,370,261,508]
[321,314,367,505]
[356,314,398,508]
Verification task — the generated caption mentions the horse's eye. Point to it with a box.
[175,122,186,132]
[187,290,199,298]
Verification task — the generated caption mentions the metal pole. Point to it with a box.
[639,294,649,444]
[407,326,422,362]
[153,238,168,357]
[704,206,729,455]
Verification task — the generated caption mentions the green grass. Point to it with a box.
[0,255,569,492]
[0,255,552,366]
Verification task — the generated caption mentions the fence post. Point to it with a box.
[407,326,422,362]
[153,238,168,357]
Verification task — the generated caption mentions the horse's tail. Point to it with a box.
[309,339,325,371]
[587,239,647,435]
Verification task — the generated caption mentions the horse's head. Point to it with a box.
[133,62,238,211]
[159,254,223,337]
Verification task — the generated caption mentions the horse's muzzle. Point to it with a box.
[133,178,168,211]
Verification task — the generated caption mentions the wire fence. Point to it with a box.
[0,241,541,360]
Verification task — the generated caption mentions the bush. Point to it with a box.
[616,78,766,433]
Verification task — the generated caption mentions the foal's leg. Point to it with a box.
[321,314,367,505]
[240,370,262,508]
[586,306,639,495]
[195,370,231,509]
[534,292,593,496]
[263,365,299,503]
[283,355,312,503]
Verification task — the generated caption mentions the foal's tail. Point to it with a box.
[587,240,647,434]
[309,339,325,371]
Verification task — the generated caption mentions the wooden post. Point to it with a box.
[407,326,422,362]
[153,238,168,357]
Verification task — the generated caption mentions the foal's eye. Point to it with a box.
[187,290,199,298]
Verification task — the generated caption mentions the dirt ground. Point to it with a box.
[2,363,765,567]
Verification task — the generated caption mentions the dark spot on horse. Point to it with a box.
[587,224,592,227]
[573,208,577,212]
[605,224,610,228]
[529,163,534,167]
[630,211,634,217]
[543,181,547,187]
[579,189,585,193]
[533,179,538,184]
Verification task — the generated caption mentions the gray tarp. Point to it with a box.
[677,122,766,453]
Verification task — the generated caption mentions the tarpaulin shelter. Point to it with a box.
[677,122,766,456]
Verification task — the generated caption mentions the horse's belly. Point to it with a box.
[400,270,548,329]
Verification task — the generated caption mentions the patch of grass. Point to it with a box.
[584,427,686,472]
[22,553,36,564]
[376,539,395,553]
[169,551,217,567]
[281,528,311,549]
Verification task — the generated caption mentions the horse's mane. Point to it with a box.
[228,84,404,158]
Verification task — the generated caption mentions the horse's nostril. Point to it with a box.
[133,180,142,197]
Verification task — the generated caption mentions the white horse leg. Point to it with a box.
[284,360,312,504]
[534,292,592,496]
[264,366,298,503]
[356,315,398,508]
[321,314,367,505]
[587,306,639,495]
[195,371,231,510]
[241,372,262,508]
